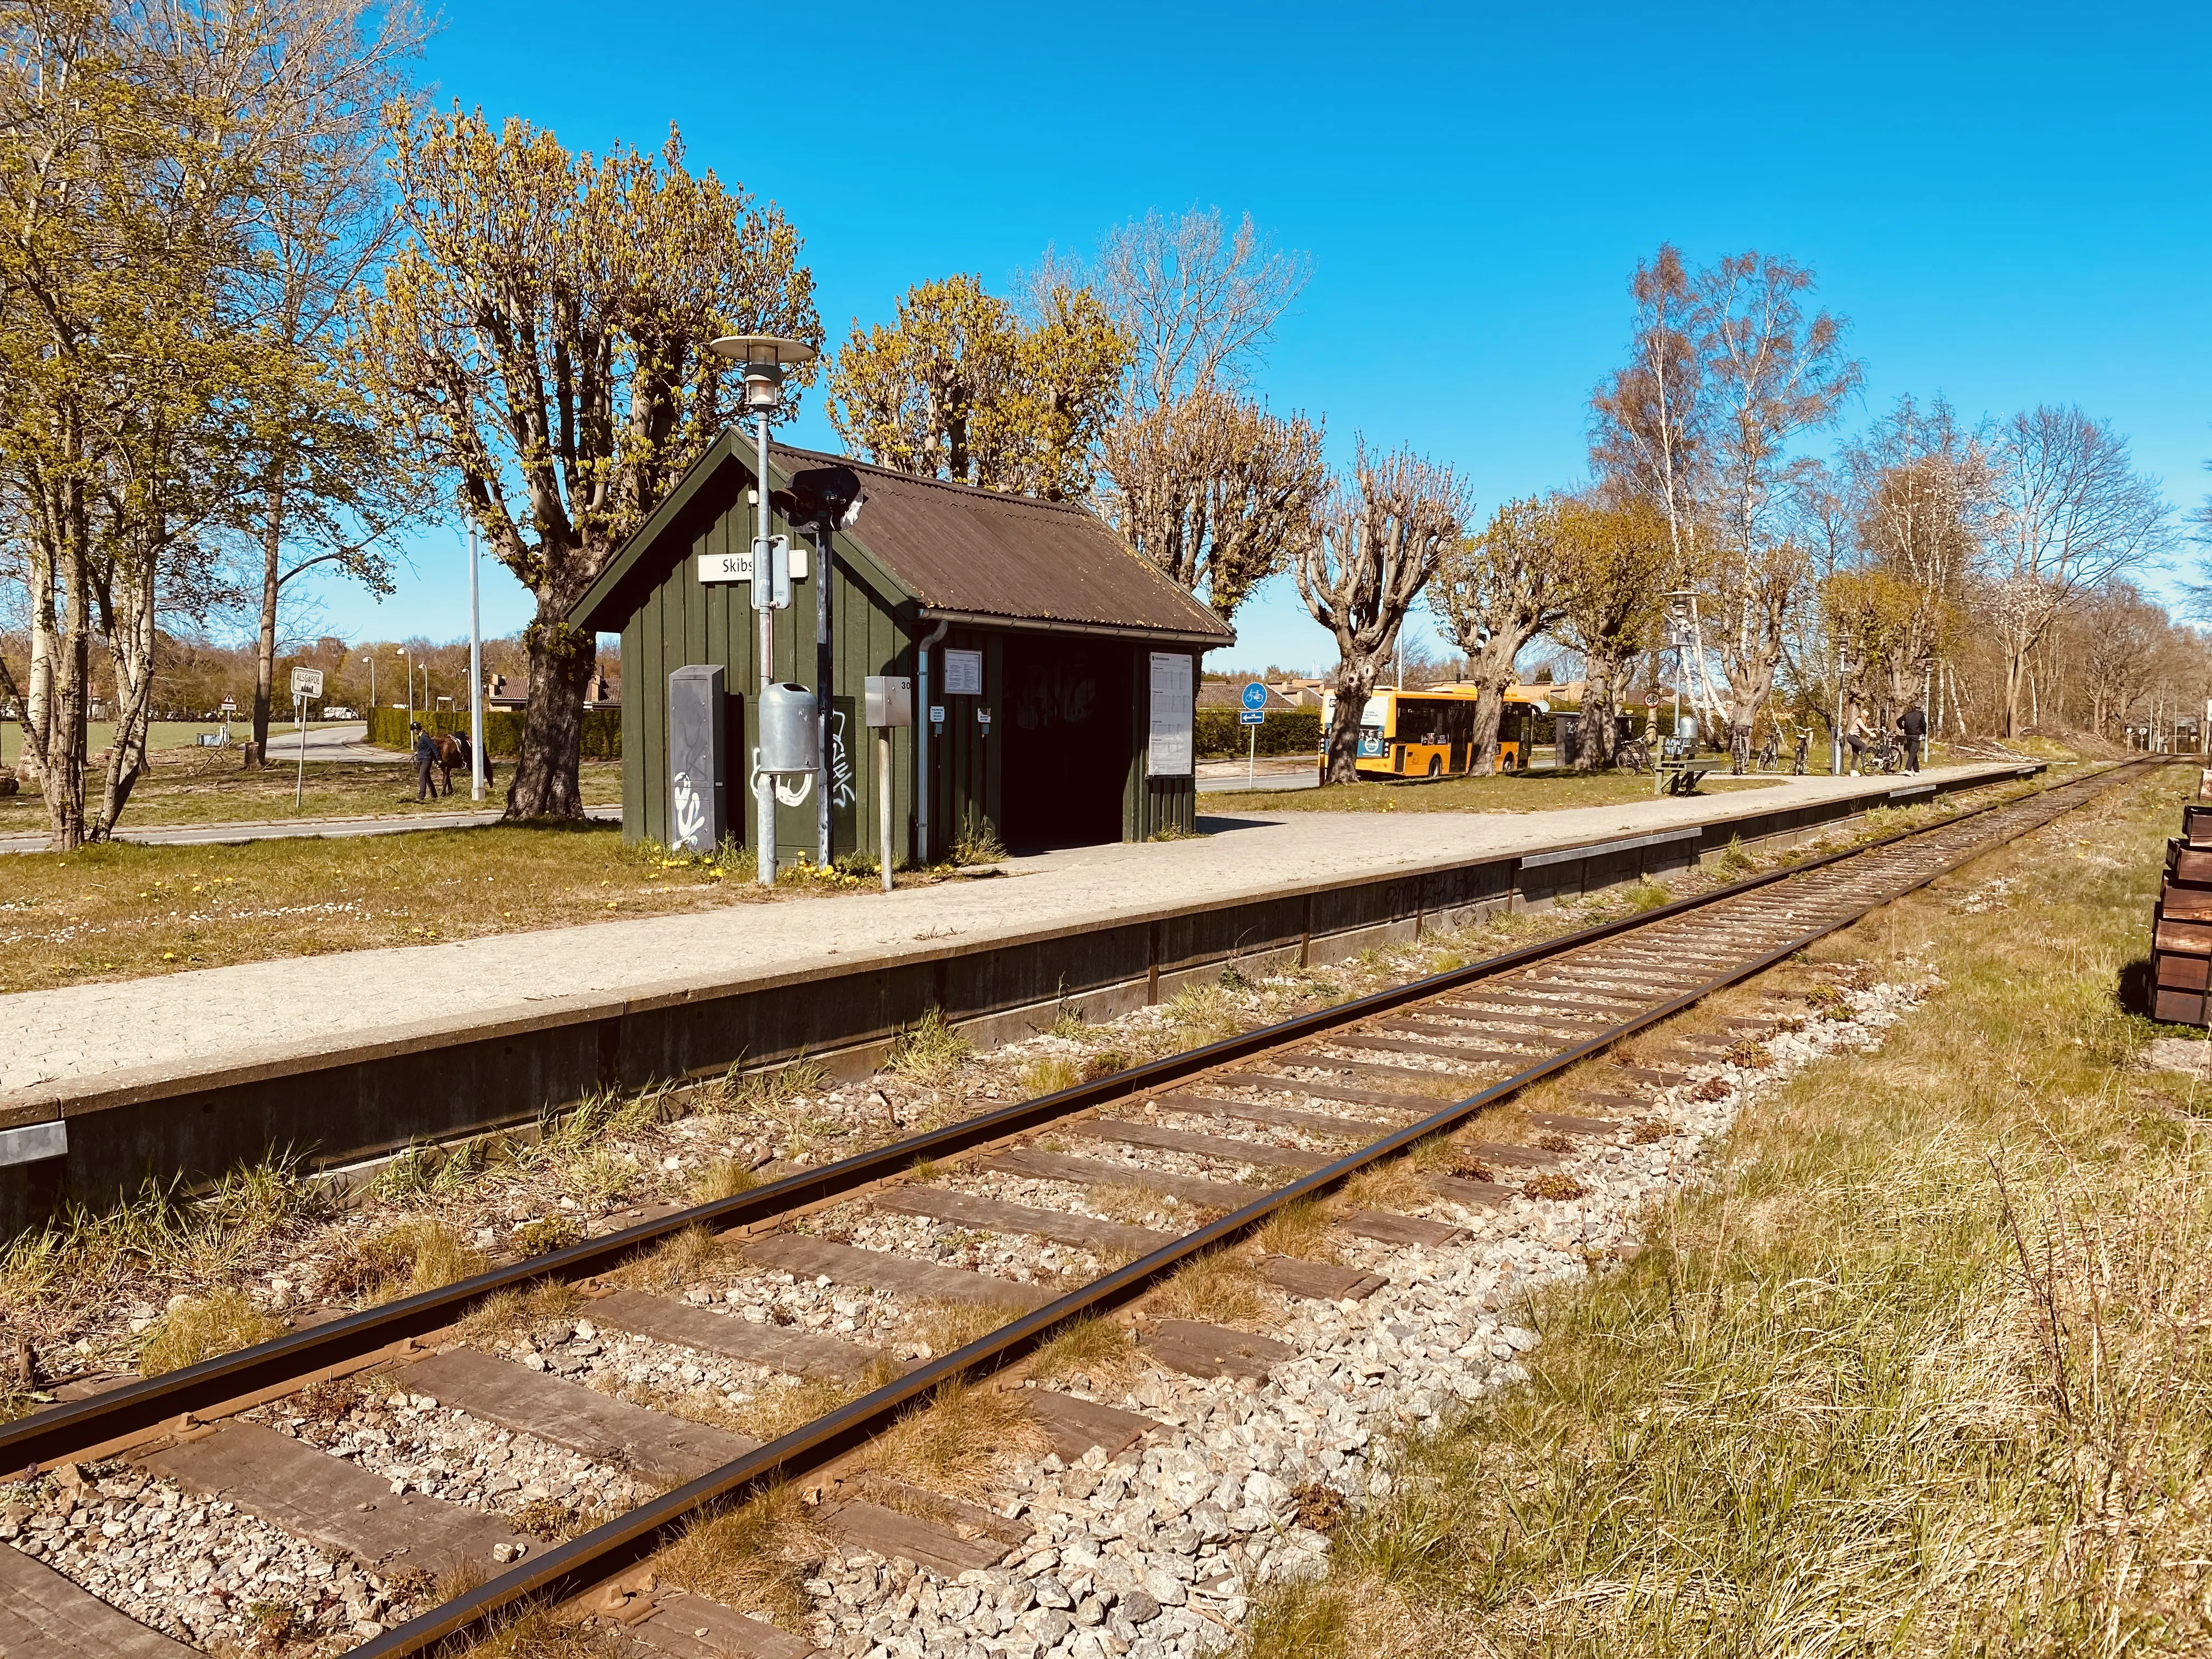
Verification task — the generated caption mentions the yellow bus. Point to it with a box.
[1319,685,1549,780]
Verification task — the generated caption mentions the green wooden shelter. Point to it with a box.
[571,437,1234,864]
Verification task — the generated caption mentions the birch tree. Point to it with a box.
[1985,404,2170,736]
[1297,444,1469,783]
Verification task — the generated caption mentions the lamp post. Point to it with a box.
[708,333,819,885]
[398,647,413,731]
[360,654,376,728]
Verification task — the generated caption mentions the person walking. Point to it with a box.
[1843,706,1871,776]
[1898,702,1928,774]
[411,720,438,801]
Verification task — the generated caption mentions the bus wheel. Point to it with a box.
[1427,755,1443,778]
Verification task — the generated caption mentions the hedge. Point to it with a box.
[366,703,621,760]
[1195,708,1321,759]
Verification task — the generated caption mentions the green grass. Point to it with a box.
[0,743,619,832]
[1236,766,2209,1658]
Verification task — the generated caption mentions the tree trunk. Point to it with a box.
[93,536,161,836]
[18,556,53,783]
[250,475,285,766]
[1323,662,1379,785]
[505,616,594,817]
[1465,632,1522,775]
[1577,652,1621,770]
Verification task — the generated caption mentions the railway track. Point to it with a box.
[0,758,2155,1658]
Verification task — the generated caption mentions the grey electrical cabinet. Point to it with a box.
[668,664,726,852]
[864,675,913,729]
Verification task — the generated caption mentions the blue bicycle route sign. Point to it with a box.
[1241,681,1268,711]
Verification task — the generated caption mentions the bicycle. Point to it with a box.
[1614,736,1653,773]
[1730,733,1751,776]
[1791,727,1809,775]
[1754,729,1780,772]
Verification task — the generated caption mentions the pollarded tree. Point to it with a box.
[361,109,819,819]
[1431,495,1569,772]
[1297,444,1469,783]
[1100,388,1325,622]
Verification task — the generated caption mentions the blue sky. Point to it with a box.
[306,0,2212,670]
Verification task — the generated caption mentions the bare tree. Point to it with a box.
[1431,495,1568,771]
[1296,444,1469,783]
[1098,389,1324,622]
[1985,404,2172,736]
[1093,208,1310,411]
[230,0,422,765]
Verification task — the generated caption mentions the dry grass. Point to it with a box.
[860,1379,1047,1502]
[885,1009,974,1088]
[1020,1054,1084,1096]
[605,1224,728,1295]
[906,1299,1022,1358]
[1166,983,1246,1048]
[1238,768,2212,1659]
[691,1158,761,1202]
[320,1216,488,1305]
[1257,1197,1341,1263]
[1027,1313,1141,1386]
[1090,1183,1195,1226]
[137,1286,284,1375]
[455,1280,582,1347]
[445,1601,630,1659]
[1154,1246,1267,1328]
[656,1481,842,1630]
[1339,1158,1432,1215]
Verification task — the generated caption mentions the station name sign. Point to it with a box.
[697,545,810,584]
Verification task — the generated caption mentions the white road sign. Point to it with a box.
[290,667,324,701]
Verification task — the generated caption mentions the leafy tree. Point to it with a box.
[1551,496,1672,768]
[1432,495,1570,772]
[361,109,818,818]
[1296,444,1469,783]
[0,0,329,847]
[827,273,1126,501]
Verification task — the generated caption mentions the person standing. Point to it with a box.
[411,720,437,801]
[1898,702,1928,774]
[1843,706,1871,776]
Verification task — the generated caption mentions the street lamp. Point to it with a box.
[708,333,819,885]
[397,646,413,732]
[360,654,376,726]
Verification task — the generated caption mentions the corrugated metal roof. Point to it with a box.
[777,444,1233,643]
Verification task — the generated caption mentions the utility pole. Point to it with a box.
[468,524,485,800]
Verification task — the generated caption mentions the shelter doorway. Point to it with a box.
[1000,636,1131,852]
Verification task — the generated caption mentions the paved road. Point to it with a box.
[1197,770,1321,793]
[0,802,620,854]
[253,721,402,762]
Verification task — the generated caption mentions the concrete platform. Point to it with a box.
[0,760,2040,1225]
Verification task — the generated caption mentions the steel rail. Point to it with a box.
[0,762,2113,1483]
[348,757,2155,1657]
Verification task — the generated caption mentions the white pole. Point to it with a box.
[878,727,894,892]
[294,692,306,809]
[1247,716,1256,788]
[469,524,484,802]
